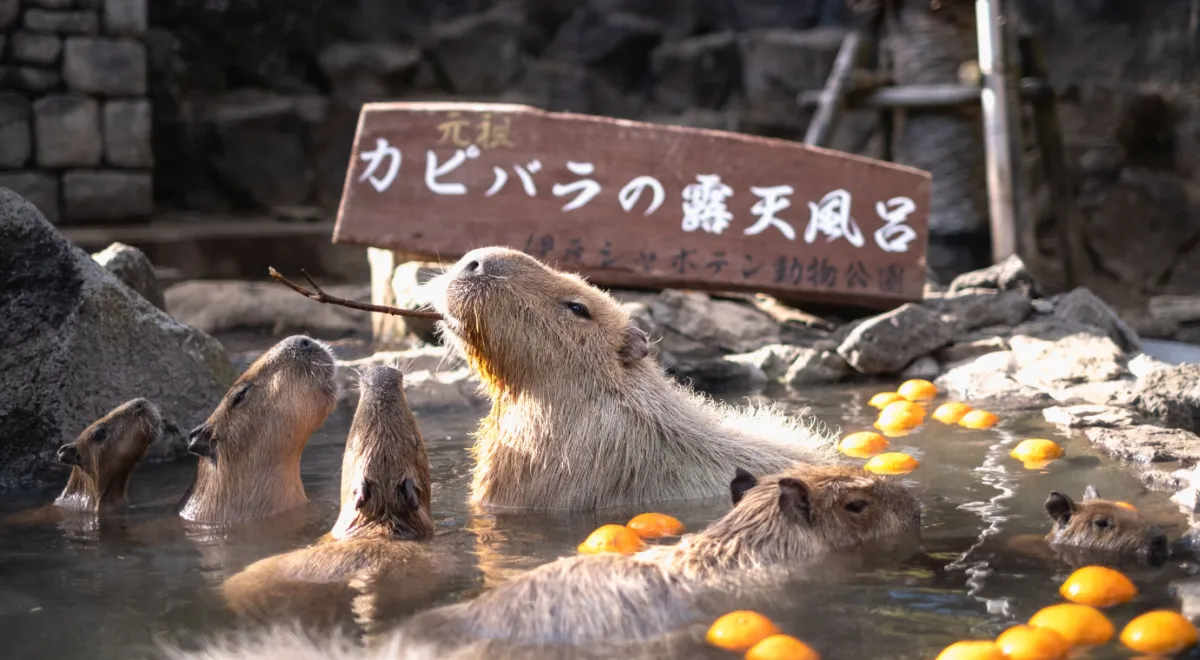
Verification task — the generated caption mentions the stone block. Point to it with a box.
[651,32,741,111]
[0,0,17,29]
[11,67,60,91]
[33,93,102,167]
[103,99,151,167]
[63,37,145,95]
[27,0,75,7]
[0,172,59,223]
[92,241,166,311]
[429,5,525,95]
[0,93,32,168]
[62,170,152,222]
[12,32,62,64]
[103,0,145,34]
[24,9,99,34]
[739,28,844,116]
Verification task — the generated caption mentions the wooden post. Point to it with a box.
[975,0,1019,263]
[804,30,867,147]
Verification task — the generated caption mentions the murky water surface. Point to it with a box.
[1,382,1197,659]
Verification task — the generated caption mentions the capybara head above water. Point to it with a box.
[55,398,162,511]
[187,335,338,465]
[330,365,434,541]
[678,464,923,570]
[1044,486,1169,562]
[423,247,650,393]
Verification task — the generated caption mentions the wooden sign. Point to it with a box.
[334,102,932,308]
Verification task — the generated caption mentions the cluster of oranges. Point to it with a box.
[837,379,1068,473]
[576,512,686,555]
[706,610,820,660]
[936,565,1198,659]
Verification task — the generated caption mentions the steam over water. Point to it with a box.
[0,383,1193,659]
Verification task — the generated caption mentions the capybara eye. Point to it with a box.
[844,500,869,514]
[91,426,107,444]
[230,384,253,408]
[563,302,591,319]
[1093,517,1111,531]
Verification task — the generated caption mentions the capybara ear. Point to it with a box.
[777,478,813,526]
[1045,491,1076,525]
[398,477,421,512]
[1082,485,1100,501]
[730,468,758,505]
[619,325,651,364]
[355,480,374,511]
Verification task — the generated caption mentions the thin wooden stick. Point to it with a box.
[268,267,444,320]
[805,29,867,146]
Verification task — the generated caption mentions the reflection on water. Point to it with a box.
[0,383,1196,659]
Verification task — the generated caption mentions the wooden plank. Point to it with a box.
[804,30,867,147]
[797,78,1051,109]
[975,0,1019,263]
[333,102,932,308]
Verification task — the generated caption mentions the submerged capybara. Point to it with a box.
[178,335,338,524]
[220,366,444,631]
[419,246,839,510]
[1044,486,1169,562]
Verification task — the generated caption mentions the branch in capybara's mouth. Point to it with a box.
[267,267,444,320]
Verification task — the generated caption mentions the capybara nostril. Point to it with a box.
[187,424,214,458]
[1148,534,1169,560]
[463,260,480,274]
[298,338,312,349]
[57,444,80,466]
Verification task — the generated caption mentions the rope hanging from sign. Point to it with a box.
[268,267,444,320]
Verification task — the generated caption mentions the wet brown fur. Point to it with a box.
[178,335,338,524]
[1043,485,1169,560]
[421,247,838,510]
[220,366,441,631]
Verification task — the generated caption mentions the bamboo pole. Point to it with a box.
[975,0,1019,263]
[804,30,867,147]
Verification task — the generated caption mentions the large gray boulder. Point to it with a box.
[91,241,166,311]
[0,189,236,490]
[1130,363,1200,434]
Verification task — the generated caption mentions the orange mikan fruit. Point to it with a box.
[898,379,938,402]
[577,524,643,555]
[958,410,999,430]
[932,402,973,424]
[934,640,1005,660]
[744,634,821,660]
[1119,610,1199,655]
[1028,603,1114,647]
[838,432,890,459]
[626,513,685,539]
[864,452,920,475]
[868,392,906,409]
[995,624,1070,660]
[706,610,780,652]
[1059,566,1138,607]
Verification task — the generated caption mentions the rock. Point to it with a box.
[1046,379,1138,407]
[927,289,1032,335]
[387,260,443,345]
[91,242,165,311]
[900,355,940,380]
[199,92,319,211]
[1170,580,1200,622]
[1031,298,1055,314]
[0,0,16,28]
[648,290,780,358]
[725,344,803,382]
[10,67,60,91]
[836,303,956,374]
[316,42,421,100]
[1043,404,1143,429]
[673,356,767,392]
[63,37,146,95]
[103,0,146,34]
[165,280,372,339]
[739,28,843,116]
[651,32,741,111]
[721,0,823,29]
[0,93,31,169]
[12,32,62,64]
[935,351,1052,410]
[339,364,484,414]
[23,9,98,34]
[27,0,74,7]
[0,189,235,490]
[1009,320,1129,391]
[1130,364,1200,434]
[0,173,58,224]
[102,99,152,168]
[335,346,465,403]
[935,336,1009,364]
[784,348,852,387]
[1083,425,1200,464]
[502,60,639,118]
[1148,295,1200,325]
[428,6,525,95]
[544,9,662,76]
[62,171,152,222]
[948,254,1040,297]
[1053,286,1141,352]
[1129,352,1172,379]
[33,94,101,168]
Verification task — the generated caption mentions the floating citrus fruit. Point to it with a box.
[744,634,821,660]
[838,432,890,459]
[1028,603,1114,647]
[864,452,920,475]
[626,512,685,539]
[959,410,999,430]
[1119,610,1198,655]
[898,379,938,402]
[932,402,973,424]
[577,524,643,555]
[877,401,925,431]
[869,392,906,409]
[995,624,1070,660]
[1010,439,1064,463]
[1115,501,1137,511]
[626,513,685,538]
[706,610,780,652]
[934,640,1005,660]
[1059,566,1138,607]
[876,425,912,438]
